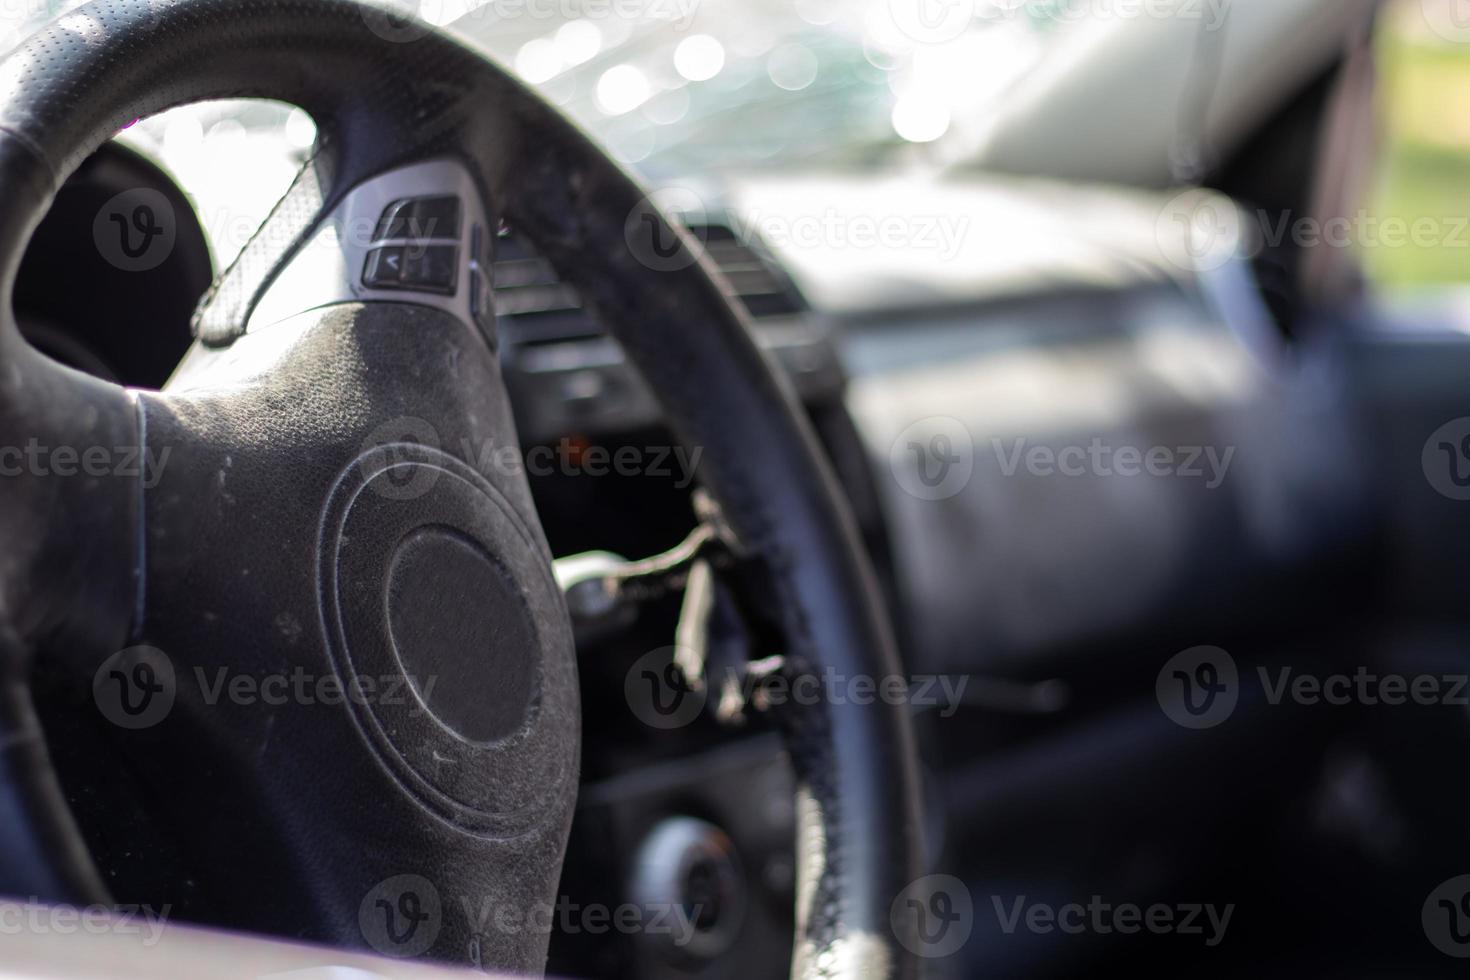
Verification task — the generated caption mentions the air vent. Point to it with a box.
[683,222,806,319]
[491,231,582,318]
[490,219,805,343]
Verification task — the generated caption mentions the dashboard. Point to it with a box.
[18,141,1375,979]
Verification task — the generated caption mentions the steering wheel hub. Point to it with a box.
[321,437,573,835]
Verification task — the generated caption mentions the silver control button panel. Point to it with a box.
[247,159,496,348]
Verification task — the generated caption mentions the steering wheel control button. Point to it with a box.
[469,267,496,346]
[374,195,462,242]
[363,246,405,286]
[409,195,461,240]
[374,199,412,241]
[248,161,496,351]
[630,818,746,964]
[363,244,458,294]
[401,244,459,293]
[469,268,487,317]
[470,222,486,264]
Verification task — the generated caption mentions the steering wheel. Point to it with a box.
[0,0,923,975]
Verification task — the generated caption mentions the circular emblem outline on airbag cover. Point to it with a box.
[319,441,577,837]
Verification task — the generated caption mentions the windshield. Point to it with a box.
[440,0,1058,180]
[0,0,1076,181]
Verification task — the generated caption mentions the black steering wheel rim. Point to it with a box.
[0,1,925,976]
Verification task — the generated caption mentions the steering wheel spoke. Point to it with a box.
[0,333,139,656]
[0,328,138,905]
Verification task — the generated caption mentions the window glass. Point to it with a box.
[1364,0,1470,290]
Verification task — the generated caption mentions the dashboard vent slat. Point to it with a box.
[490,219,806,339]
[683,224,804,318]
